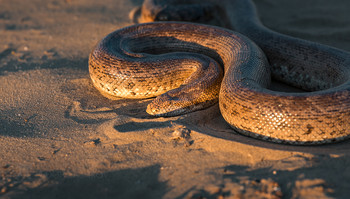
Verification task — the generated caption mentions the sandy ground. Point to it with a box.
[1,0,350,198]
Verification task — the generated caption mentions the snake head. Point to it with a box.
[154,4,214,22]
[146,89,218,117]
[146,93,189,117]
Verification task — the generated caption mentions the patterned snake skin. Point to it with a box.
[89,0,350,144]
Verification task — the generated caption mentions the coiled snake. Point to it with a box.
[89,0,350,144]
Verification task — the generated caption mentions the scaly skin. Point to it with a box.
[89,0,350,144]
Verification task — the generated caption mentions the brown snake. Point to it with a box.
[89,0,350,145]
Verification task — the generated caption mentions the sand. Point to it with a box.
[1,0,350,198]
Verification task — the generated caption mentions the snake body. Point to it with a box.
[89,0,350,144]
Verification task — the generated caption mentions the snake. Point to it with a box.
[89,0,350,145]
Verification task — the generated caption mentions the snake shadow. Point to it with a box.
[174,103,350,155]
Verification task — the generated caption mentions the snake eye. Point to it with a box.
[156,14,168,21]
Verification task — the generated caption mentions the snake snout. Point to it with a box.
[146,88,219,117]
[146,93,185,116]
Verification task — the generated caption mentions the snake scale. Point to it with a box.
[89,0,350,144]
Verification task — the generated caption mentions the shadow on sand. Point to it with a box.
[5,165,167,199]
